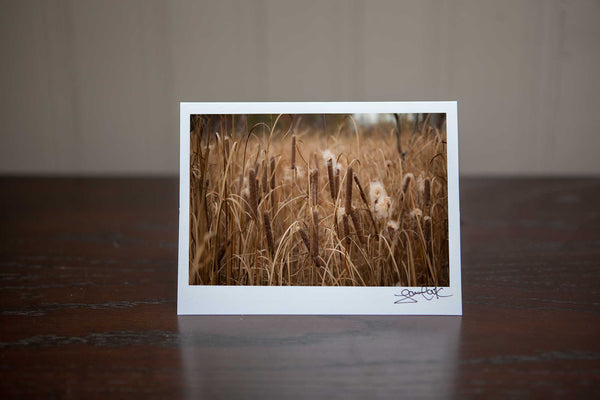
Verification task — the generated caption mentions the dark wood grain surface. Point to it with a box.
[0,177,598,399]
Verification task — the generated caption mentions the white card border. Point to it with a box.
[178,102,462,315]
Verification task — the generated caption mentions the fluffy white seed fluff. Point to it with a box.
[321,150,336,168]
[386,220,399,231]
[410,208,423,219]
[374,195,393,221]
[369,181,387,206]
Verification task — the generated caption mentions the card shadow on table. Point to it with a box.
[177,315,462,399]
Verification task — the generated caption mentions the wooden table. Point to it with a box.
[1,177,598,399]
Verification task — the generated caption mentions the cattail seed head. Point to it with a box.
[342,213,351,248]
[402,173,414,194]
[327,159,336,200]
[270,157,276,190]
[311,209,319,258]
[248,168,258,219]
[409,208,422,233]
[345,166,353,213]
[263,211,275,257]
[299,227,310,251]
[349,208,365,244]
[290,134,296,170]
[334,167,340,197]
[423,215,432,244]
[422,177,431,208]
[387,220,399,242]
[310,168,319,207]
[411,208,423,219]
[261,161,268,194]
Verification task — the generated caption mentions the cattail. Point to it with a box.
[349,208,365,244]
[387,220,399,242]
[270,157,276,191]
[261,161,268,195]
[327,159,336,200]
[422,177,431,209]
[263,211,275,257]
[248,168,258,219]
[423,216,432,244]
[290,134,296,170]
[334,167,340,197]
[410,208,423,233]
[345,166,353,213]
[342,214,351,248]
[299,228,311,252]
[313,152,319,173]
[311,209,319,258]
[321,149,339,194]
[412,208,423,219]
[401,173,413,194]
[322,149,335,163]
[300,225,323,268]
[310,168,319,206]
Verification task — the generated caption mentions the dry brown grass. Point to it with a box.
[189,114,449,286]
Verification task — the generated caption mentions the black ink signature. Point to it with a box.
[394,287,452,304]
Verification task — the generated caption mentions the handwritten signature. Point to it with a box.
[394,287,452,304]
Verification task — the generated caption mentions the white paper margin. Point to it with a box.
[178,102,462,315]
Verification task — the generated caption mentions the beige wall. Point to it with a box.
[1,0,599,175]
